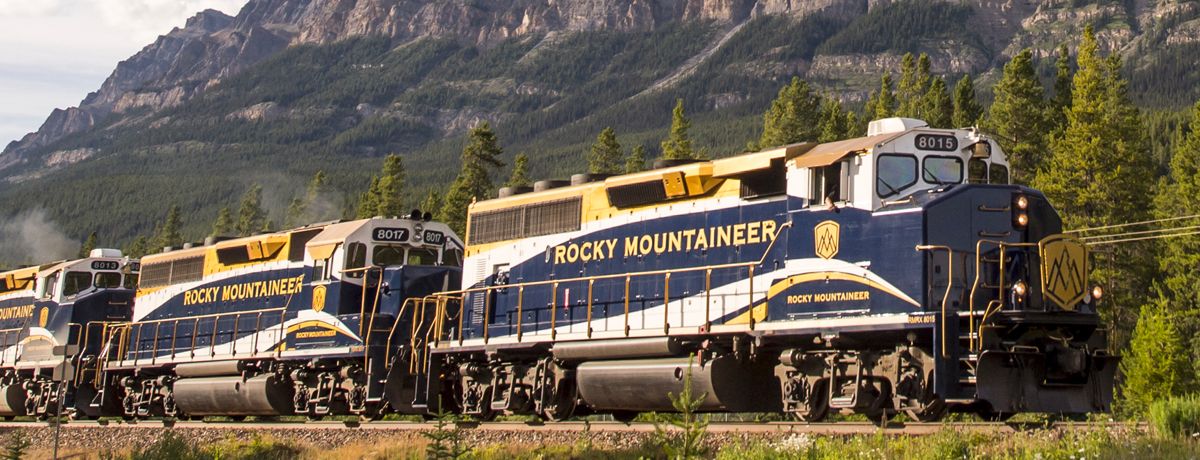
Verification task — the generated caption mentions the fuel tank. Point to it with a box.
[575,355,781,412]
[173,374,293,416]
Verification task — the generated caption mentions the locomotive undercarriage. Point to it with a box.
[107,357,384,420]
[0,367,103,420]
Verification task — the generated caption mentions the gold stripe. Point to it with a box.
[726,271,919,324]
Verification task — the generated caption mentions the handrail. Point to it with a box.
[418,221,793,345]
[968,239,1038,353]
[109,306,287,364]
[915,245,954,358]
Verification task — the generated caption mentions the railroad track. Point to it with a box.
[0,420,1143,436]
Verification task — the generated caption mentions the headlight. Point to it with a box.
[1015,195,1028,210]
[1015,213,1029,227]
[1012,281,1027,297]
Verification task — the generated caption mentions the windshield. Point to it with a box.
[63,271,92,297]
[372,245,407,266]
[95,272,122,288]
[922,156,963,185]
[876,155,917,198]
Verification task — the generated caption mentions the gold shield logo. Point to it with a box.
[311,285,327,313]
[1039,235,1088,311]
[814,220,840,260]
[37,308,48,327]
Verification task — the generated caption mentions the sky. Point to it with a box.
[0,0,250,146]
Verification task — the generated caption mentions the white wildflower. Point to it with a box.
[775,434,814,452]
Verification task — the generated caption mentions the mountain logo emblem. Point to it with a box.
[1039,235,1088,311]
[814,220,840,260]
[312,285,327,313]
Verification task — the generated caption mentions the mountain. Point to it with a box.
[1,0,1198,254]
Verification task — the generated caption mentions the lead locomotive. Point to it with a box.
[422,117,1115,422]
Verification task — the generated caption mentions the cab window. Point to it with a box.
[876,155,917,198]
[372,245,406,266]
[344,242,367,278]
[990,164,1010,184]
[123,274,139,289]
[408,248,439,266]
[446,248,464,267]
[95,272,122,288]
[63,272,92,297]
[40,272,59,299]
[922,156,963,185]
[809,161,848,206]
[968,159,988,184]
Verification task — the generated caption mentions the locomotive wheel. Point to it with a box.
[792,380,829,423]
[905,398,947,423]
[540,380,578,422]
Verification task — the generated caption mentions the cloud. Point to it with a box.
[0,0,248,144]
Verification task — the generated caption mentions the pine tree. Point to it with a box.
[660,99,697,160]
[357,177,381,219]
[1153,100,1200,381]
[1050,44,1073,131]
[284,198,305,228]
[235,185,266,237]
[759,77,823,148]
[951,75,982,128]
[897,53,931,118]
[156,205,183,249]
[1036,26,1156,352]
[420,190,443,216]
[211,206,233,237]
[439,122,505,235]
[870,73,896,120]
[78,232,97,258]
[505,153,532,188]
[625,145,647,173]
[817,97,849,143]
[588,127,624,174]
[988,49,1049,184]
[1120,296,1189,416]
[125,235,150,258]
[922,77,953,128]
[375,154,407,217]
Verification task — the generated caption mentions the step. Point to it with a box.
[830,396,855,408]
[958,376,977,385]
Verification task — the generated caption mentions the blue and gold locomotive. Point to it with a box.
[95,217,462,419]
[0,250,138,419]
[422,117,1115,422]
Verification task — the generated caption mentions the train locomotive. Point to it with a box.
[0,249,138,420]
[94,217,462,420]
[420,117,1116,422]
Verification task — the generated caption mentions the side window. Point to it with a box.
[968,159,989,184]
[95,272,122,288]
[922,156,964,185]
[63,272,92,297]
[123,274,139,289]
[446,248,463,267]
[312,258,329,282]
[876,155,918,198]
[809,162,847,206]
[40,271,60,299]
[990,164,1010,184]
[344,242,367,279]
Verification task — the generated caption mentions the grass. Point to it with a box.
[1150,394,1200,439]
[28,421,1189,460]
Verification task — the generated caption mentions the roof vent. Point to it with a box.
[498,186,533,198]
[570,173,612,186]
[868,117,927,136]
[89,248,123,258]
[533,180,570,192]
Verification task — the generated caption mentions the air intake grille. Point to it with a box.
[469,197,582,244]
[606,181,667,208]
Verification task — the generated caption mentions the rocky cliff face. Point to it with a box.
[4,0,1198,171]
[2,0,819,162]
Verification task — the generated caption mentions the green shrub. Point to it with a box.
[1150,394,1200,438]
[128,431,207,460]
[2,431,29,460]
